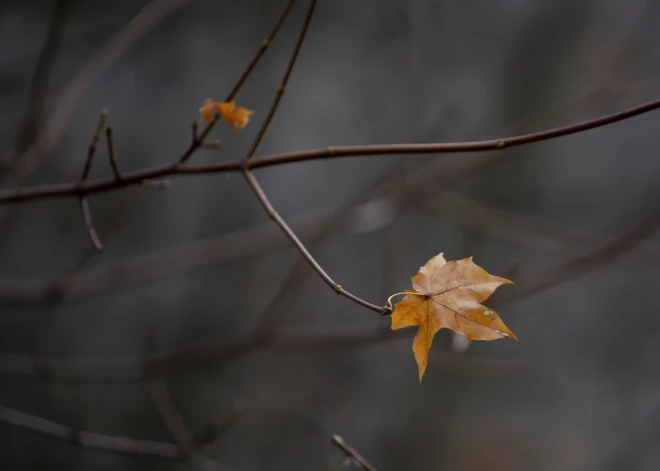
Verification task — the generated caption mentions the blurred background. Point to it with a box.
[1,0,660,470]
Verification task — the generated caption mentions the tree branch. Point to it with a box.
[331,434,379,471]
[0,404,234,471]
[1,95,660,204]
[0,325,530,382]
[1,198,655,382]
[243,0,316,161]
[0,0,197,225]
[179,0,295,164]
[78,109,108,252]
[242,170,389,314]
[225,0,296,103]
[491,205,660,307]
[11,0,70,158]
[148,378,194,455]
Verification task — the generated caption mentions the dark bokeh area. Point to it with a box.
[1,0,660,470]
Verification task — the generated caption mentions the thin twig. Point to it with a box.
[148,379,193,455]
[1,201,656,382]
[416,189,659,255]
[1,163,657,307]
[191,402,245,449]
[252,157,408,332]
[0,404,234,471]
[12,0,70,158]
[105,127,122,180]
[78,110,108,252]
[0,325,528,382]
[3,95,660,203]
[79,198,103,251]
[0,0,196,225]
[491,205,660,307]
[331,435,379,471]
[178,0,295,164]
[191,121,199,144]
[242,170,389,314]
[225,0,296,102]
[0,159,404,306]
[79,109,108,183]
[243,0,316,161]
[0,208,337,305]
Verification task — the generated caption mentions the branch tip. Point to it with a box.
[330,434,379,471]
[105,126,122,181]
[79,196,103,252]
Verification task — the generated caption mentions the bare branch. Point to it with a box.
[105,127,122,180]
[243,0,317,161]
[79,198,103,252]
[178,0,295,164]
[242,170,389,314]
[0,404,234,471]
[78,109,108,252]
[79,109,108,183]
[331,435,379,471]
[491,205,660,307]
[1,200,654,382]
[0,0,197,224]
[148,379,193,455]
[12,0,70,158]
[0,325,530,382]
[224,0,296,102]
[2,95,660,204]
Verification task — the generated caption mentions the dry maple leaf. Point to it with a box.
[390,253,516,381]
[199,99,253,129]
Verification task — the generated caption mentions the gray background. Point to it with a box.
[1,0,660,470]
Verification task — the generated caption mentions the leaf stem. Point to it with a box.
[386,291,423,307]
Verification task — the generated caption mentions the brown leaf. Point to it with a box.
[199,98,217,122]
[391,253,516,381]
[199,99,253,129]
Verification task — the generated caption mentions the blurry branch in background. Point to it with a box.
[0,324,526,382]
[0,0,298,305]
[1,2,658,469]
[417,188,660,260]
[331,434,379,471]
[146,329,244,455]
[491,203,660,307]
[145,329,195,456]
[0,0,199,227]
[0,405,235,471]
[0,193,656,382]
[149,379,196,454]
[11,0,70,160]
